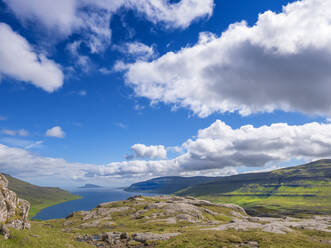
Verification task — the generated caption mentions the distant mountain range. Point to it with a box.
[125,159,331,216]
[4,173,80,217]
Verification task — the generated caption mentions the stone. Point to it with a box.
[132,232,180,243]
[0,224,10,240]
[0,173,30,239]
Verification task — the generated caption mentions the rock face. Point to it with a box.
[0,173,30,239]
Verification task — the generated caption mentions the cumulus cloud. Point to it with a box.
[129,144,167,160]
[1,121,331,185]
[3,0,81,37]
[3,0,214,54]
[180,120,331,170]
[121,0,331,117]
[46,126,66,138]
[75,120,331,178]
[0,23,64,92]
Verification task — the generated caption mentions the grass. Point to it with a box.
[1,196,331,248]
[199,180,331,217]
[158,229,331,248]
[0,221,93,248]
[177,160,331,217]
[2,221,330,248]
[4,173,81,218]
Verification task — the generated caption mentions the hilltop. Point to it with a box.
[3,173,80,217]
[125,176,219,194]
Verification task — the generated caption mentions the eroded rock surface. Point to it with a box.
[208,215,331,234]
[0,173,30,239]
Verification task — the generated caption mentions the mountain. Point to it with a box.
[124,176,220,194]
[125,159,331,217]
[79,184,103,188]
[3,173,80,217]
[177,159,331,216]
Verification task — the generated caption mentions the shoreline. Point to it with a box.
[29,194,82,219]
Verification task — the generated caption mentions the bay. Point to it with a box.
[33,188,157,220]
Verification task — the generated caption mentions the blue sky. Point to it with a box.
[0,0,331,187]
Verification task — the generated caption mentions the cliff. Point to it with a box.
[0,173,30,239]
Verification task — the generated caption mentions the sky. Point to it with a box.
[0,0,331,187]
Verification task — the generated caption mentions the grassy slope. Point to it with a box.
[4,174,81,217]
[125,176,218,194]
[177,159,331,217]
[0,196,330,248]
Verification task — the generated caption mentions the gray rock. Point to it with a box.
[132,232,180,243]
[208,214,331,234]
[0,173,30,239]
[0,224,10,240]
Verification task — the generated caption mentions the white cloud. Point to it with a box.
[24,140,44,150]
[3,0,214,55]
[1,121,331,185]
[66,41,91,70]
[121,0,331,117]
[46,126,65,138]
[4,0,114,54]
[99,121,331,177]
[127,0,214,29]
[3,0,81,37]
[130,144,167,160]
[1,129,29,137]
[0,116,7,121]
[0,23,64,92]
[114,42,156,61]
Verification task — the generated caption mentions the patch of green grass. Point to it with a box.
[158,229,331,248]
[3,173,81,218]
[195,180,331,217]
[0,221,93,248]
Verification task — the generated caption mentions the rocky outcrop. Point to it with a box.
[67,195,331,247]
[208,215,331,234]
[76,231,180,247]
[0,173,30,239]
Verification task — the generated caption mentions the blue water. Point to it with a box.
[33,188,157,220]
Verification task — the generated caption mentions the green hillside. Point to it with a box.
[177,159,331,217]
[4,174,81,217]
[125,176,219,194]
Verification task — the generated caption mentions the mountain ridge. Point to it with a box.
[125,159,331,217]
[2,173,81,217]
